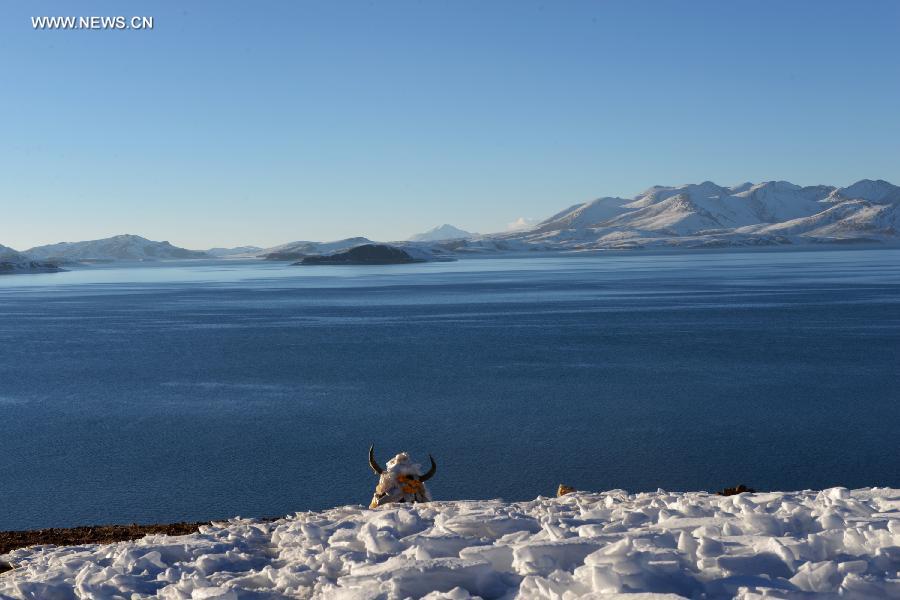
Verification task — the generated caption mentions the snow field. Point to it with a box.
[2,487,898,599]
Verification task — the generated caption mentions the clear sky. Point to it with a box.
[2,0,898,250]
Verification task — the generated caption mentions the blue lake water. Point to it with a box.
[1,249,898,530]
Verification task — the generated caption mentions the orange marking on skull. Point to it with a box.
[397,474,424,495]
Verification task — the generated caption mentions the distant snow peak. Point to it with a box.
[729,181,755,194]
[830,179,900,204]
[506,216,539,232]
[408,224,474,242]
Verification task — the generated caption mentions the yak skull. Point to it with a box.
[368,445,436,508]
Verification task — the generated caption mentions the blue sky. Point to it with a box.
[2,1,898,250]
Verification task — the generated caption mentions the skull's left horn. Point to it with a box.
[368,445,384,474]
[420,454,437,481]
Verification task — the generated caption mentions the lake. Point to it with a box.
[1,248,898,530]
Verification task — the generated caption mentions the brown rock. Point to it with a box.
[557,484,576,497]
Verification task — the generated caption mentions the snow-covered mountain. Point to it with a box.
[0,244,63,274]
[255,178,900,258]
[26,234,209,261]
[408,224,475,242]
[477,178,900,251]
[206,246,264,258]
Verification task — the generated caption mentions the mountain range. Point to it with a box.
[480,178,900,251]
[3,179,899,272]
[255,179,900,257]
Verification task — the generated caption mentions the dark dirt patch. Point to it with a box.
[0,521,209,572]
[716,484,757,496]
[0,516,283,574]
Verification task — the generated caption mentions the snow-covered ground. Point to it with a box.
[2,488,898,599]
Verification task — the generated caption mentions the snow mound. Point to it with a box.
[2,488,898,599]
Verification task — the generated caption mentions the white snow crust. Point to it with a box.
[2,487,899,599]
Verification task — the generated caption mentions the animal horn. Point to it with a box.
[420,454,437,481]
[368,445,383,474]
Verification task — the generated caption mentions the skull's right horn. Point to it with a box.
[420,454,437,481]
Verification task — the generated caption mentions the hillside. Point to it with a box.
[26,234,208,261]
[0,244,63,274]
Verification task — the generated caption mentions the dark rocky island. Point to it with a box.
[294,244,425,265]
[0,260,64,275]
